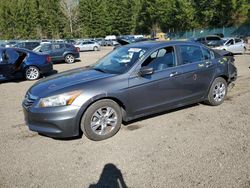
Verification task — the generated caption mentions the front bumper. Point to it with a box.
[23,104,81,138]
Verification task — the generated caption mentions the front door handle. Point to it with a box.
[205,61,212,68]
[170,71,178,77]
[198,63,205,68]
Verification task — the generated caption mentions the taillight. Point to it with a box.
[46,56,52,63]
[76,47,80,52]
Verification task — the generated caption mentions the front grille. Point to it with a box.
[23,92,38,109]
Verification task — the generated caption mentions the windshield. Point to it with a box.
[75,41,82,45]
[33,45,41,52]
[92,46,147,74]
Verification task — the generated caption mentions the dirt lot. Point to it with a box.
[0,47,250,188]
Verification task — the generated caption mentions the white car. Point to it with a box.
[214,38,247,54]
[75,41,100,51]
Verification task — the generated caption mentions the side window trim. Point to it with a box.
[176,45,204,66]
[140,45,178,73]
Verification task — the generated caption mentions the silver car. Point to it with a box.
[214,38,247,54]
[75,41,100,51]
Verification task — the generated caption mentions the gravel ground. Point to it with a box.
[0,47,250,188]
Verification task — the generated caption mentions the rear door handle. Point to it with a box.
[170,71,178,77]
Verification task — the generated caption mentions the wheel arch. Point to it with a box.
[64,52,74,58]
[22,65,40,74]
[205,74,229,101]
[76,96,128,134]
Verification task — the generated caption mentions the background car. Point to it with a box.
[104,40,114,46]
[33,42,80,64]
[114,37,157,50]
[195,35,222,47]
[75,41,100,51]
[0,48,53,81]
[95,38,106,46]
[23,41,237,141]
[3,41,18,48]
[213,37,247,54]
[14,41,40,50]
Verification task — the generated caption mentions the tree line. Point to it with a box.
[0,0,249,39]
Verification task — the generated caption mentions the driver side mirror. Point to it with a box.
[139,67,154,77]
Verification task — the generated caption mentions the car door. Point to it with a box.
[233,38,245,53]
[176,45,215,100]
[40,44,53,58]
[128,46,186,116]
[52,43,65,61]
[0,49,20,80]
[81,42,88,51]
[85,42,91,50]
[224,39,235,53]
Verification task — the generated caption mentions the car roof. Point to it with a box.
[0,47,34,53]
[123,40,203,49]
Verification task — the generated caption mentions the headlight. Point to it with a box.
[39,91,81,107]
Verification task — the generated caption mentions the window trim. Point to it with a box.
[176,44,205,67]
[139,45,178,73]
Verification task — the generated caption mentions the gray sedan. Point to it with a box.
[23,41,237,141]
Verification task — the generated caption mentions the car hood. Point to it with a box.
[29,67,115,97]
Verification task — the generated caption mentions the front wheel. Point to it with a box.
[64,54,75,64]
[81,99,122,141]
[205,77,227,106]
[93,46,98,51]
[25,66,40,80]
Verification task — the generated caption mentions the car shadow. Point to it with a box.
[88,163,128,188]
[52,59,81,65]
[51,103,200,141]
[123,103,200,126]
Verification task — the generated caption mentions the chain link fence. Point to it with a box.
[168,25,250,40]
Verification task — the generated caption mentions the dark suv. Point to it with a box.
[33,43,80,64]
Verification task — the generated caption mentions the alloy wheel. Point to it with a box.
[65,54,75,64]
[213,82,226,102]
[26,66,39,80]
[90,107,118,136]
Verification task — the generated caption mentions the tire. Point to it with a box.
[93,46,98,51]
[64,54,75,64]
[81,99,122,141]
[25,66,40,80]
[243,47,247,54]
[205,77,227,106]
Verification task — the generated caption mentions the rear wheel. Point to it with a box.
[25,66,40,80]
[205,77,227,106]
[93,46,98,51]
[64,54,75,64]
[81,99,122,141]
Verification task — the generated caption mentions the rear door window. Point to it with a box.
[53,43,65,50]
[41,44,52,52]
[178,45,203,65]
[5,49,19,64]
